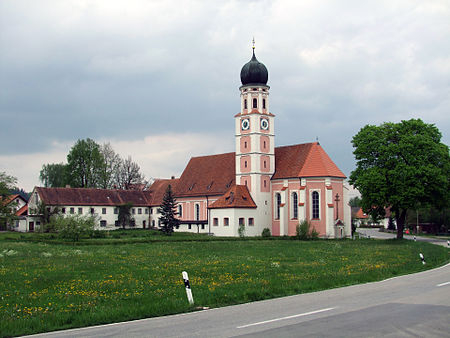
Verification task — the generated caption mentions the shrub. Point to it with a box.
[261,228,271,237]
[238,224,245,238]
[49,214,96,242]
[296,220,318,240]
[310,226,319,240]
[296,220,310,240]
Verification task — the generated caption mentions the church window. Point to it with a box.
[244,141,247,149]
[292,192,298,219]
[263,98,266,109]
[275,193,281,219]
[264,160,267,169]
[263,140,266,149]
[264,180,267,188]
[178,205,182,218]
[248,218,254,226]
[102,208,107,215]
[244,161,247,168]
[195,204,200,221]
[213,218,218,226]
[253,98,257,108]
[239,218,245,226]
[312,191,320,219]
[224,218,229,226]
[244,99,247,109]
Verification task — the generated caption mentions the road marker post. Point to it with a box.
[182,271,194,305]
[419,253,426,265]
[414,235,416,242]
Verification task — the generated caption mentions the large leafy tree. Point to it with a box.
[66,138,105,188]
[39,163,68,187]
[350,119,450,239]
[98,142,121,189]
[158,184,180,235]
[40,139,147,190]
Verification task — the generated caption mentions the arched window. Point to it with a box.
[244,99,247,109]
[263,98,266,109]
[312,191,320,219]
[292,192,298,219]
[275,193,281,219]
[253,98,257,108]
[178,205,182,218]
[195,204,200,221]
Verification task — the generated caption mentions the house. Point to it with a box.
[27,187,152,231]
[148,46,351,238]
[0,194,28,231]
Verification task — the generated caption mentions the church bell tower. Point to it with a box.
[235,42,275,220]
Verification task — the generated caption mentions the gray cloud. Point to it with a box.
[1,0,449,189]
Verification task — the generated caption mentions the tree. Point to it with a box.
[66,138,105,188]
[39,163,68,187]
[348,196,362,208]
[98,143,121,189]
[349,119,450,239]
[158,184,180,235]
[116,156,146,190]
[0,172,18,230]
[117,203,133,229]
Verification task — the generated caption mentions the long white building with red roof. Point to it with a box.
[148,46,351,238]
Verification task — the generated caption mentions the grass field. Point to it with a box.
[0,233,448,337]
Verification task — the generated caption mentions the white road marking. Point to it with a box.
[237,307,335,329]
[437,281,450,287]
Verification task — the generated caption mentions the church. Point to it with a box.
[148,46,351,238]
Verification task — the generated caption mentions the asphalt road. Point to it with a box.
[28,262,450,338]
[357,228,450,247]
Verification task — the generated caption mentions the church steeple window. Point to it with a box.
[244,99,247,109]
[253,98,257,109]
[263,98,266,109]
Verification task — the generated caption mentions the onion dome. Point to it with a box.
[240,49,268,86]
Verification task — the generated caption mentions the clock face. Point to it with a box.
[241,118,250,131]
[260,118,269,130]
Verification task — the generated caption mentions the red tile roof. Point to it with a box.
[209,185,257,209]
[36,187,152,207]
[0,194,21,206]
[355,208,368,219]
[175,152,236,197]
[273,142,346,179]
[16,205,28,216]
[147,179,179,206]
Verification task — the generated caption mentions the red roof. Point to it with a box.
[36,187,152,207]
[147,179,179,206]
[209,185,257,209]
[355,208,368,219]
[1,194,22,206]
[16,205,28,216]
[273,142,346,179]
[175,152,236,197]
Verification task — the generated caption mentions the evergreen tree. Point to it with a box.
[158,185,180,235]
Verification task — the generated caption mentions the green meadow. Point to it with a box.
[0,233,448,337]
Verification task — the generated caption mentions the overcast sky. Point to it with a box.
[1,0,449,191]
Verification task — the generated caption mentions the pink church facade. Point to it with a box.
[148,47,351,238]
